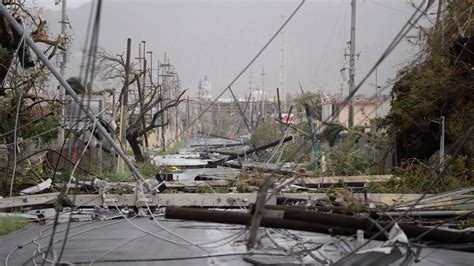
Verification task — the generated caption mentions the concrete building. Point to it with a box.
[321,95,390,130]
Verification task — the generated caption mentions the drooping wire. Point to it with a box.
[9,21,28,197]
[164,0,306,148]
[38,1,104,264]
[53,1,104,263]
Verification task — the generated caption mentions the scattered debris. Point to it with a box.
[19,178,52,195]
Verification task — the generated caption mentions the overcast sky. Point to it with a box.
[32,0,431,99]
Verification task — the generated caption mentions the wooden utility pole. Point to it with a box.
[159,55,171,151]
[142,42,150,156]
[186,95,190,138]
[58,0,67,146]
[174,73,181,139]
[117,38,131,173]
[247,176,272,250]
[276,87,282,130]
[137,59,149,159]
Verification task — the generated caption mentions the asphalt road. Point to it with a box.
[0,217,258,265]
[2,215,474,265]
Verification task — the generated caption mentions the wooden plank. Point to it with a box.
[0,192,60,209]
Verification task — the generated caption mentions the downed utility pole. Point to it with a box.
[165,207,474,245]
[276,87,282,131]
[223,136,293,162]
[275,119,310,137]
[253,206,474,244]
[247,176,272,249]
[165,207,382,240]
[235,92,252,135]
[197,131,234,140]
[228,86,252,133]
[0,6,146,184]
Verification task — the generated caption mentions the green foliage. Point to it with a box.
[322,122,348,146]
[102,163,166,181]
[0,216,29,236]
[66,77,86,94]
[384,1,474,162]
[0,47,10,62]
[459,219,474,230]
[293,91,322,120]
[250,121,311,162]
[102,169,134,182]
[157,138,186,155]
[0,103,59,145]
[195,186,226,193]
[370,156,474,194]
[139,163,166,178]
[321,131,377,176]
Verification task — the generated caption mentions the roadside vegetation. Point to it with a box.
[0,216,29,236]
[156,138,187,155]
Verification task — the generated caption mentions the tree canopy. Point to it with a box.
[385,1,474,162]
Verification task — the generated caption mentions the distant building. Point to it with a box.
[321,95,390,130]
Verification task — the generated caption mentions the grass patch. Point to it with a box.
[102,163,168,181]
[157,139,187,155]
[102,169,134,182]
[0,216,29,236]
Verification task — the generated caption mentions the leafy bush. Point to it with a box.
[321,131,377,176]
[250,121,311,163]
[369,156,473,194]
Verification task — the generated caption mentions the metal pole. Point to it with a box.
[186,95,190,138]
[440,115,445,172]
[348,0,356,128]
[0,7,146,182]
[260,68,266,122]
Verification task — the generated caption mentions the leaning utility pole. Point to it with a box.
[58,0,67,145]
[348,0,357,128]
[117,38,132,173]
[439,116,445,172]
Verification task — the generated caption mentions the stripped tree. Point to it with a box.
[98,51,186,162]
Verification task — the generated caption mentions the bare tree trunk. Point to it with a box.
[126,131,145,162]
